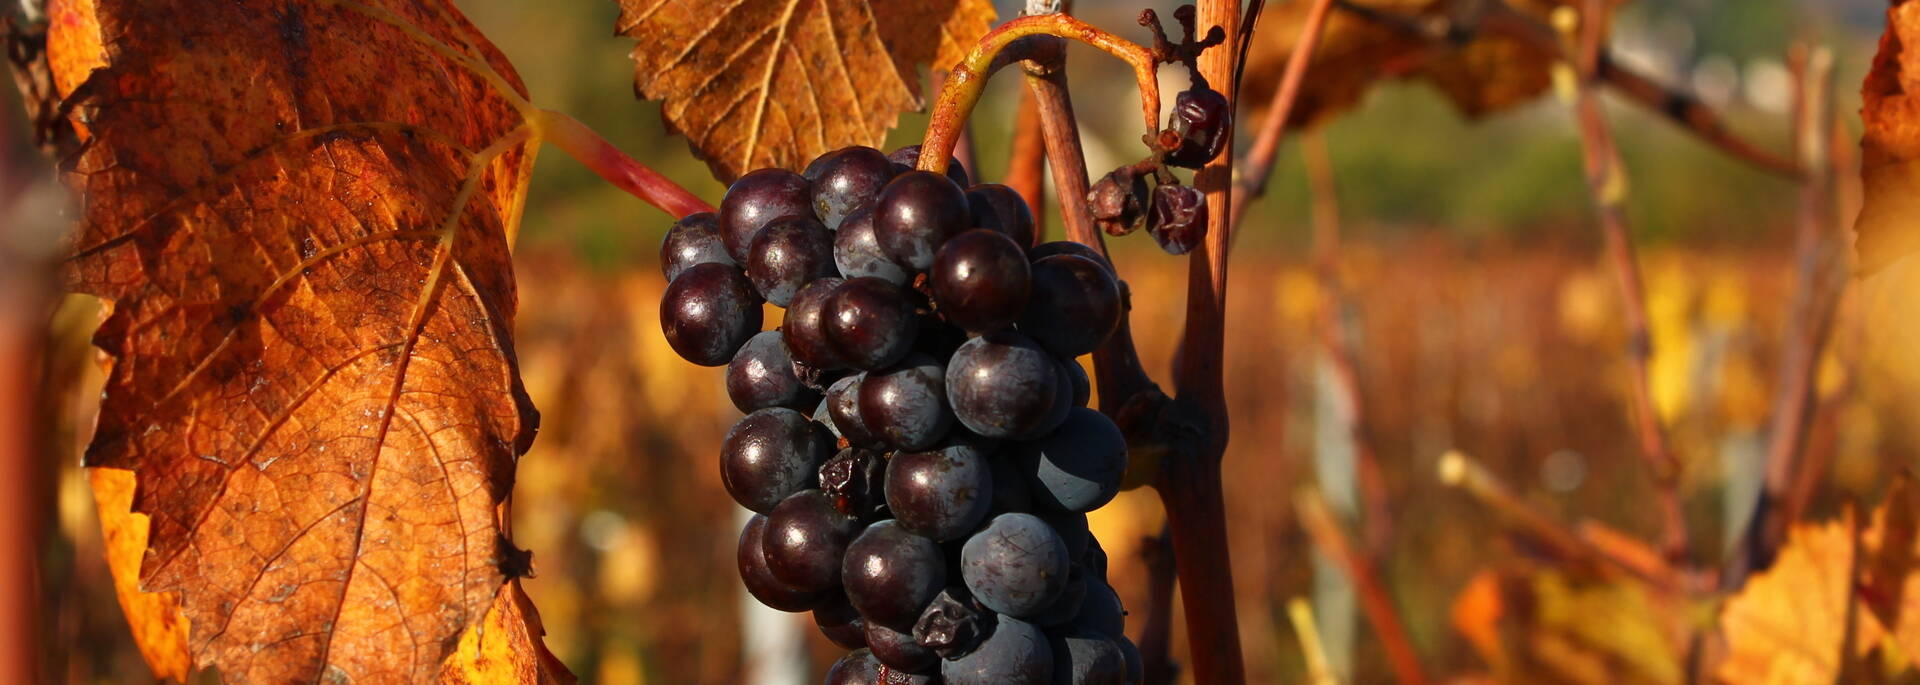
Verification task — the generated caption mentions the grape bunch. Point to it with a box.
[660,144,1142,684]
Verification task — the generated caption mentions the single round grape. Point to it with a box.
[843,520,947,629]
[720,408,834,514]
[764,489,863,595]
[860,354,954,451]
[1014,408,1127,513]
[930,229,1031,334]
[782,277,846,369]
[941,615,1053,685]
[886,437,994,541]
[945,332,1061,439]
[719,168,812,261]
[913,587,989,659]
[961,513,1071,617]
[866,621,938,674]
[660,211,733,281]
[1048,628,1127,685]
[827,277,919,370]
[887,144,971,188]
[825,649,882,685]
[873,170,971,271]
[820,447,890,520]
[1019,255,1122,358]
[1117,637,1144,685]
[727,331,817,412]
[807,146,896,229]
[966,183,1038,248]
[1164,86,1231,169]
[1029,241,1114,274]
[835,207,912,285]
[1061,359,1091,408]
[1072,580,1126,638]
[661,262,763,366]
[815,595,869,649]
[826,373,886,449]
[746,215,836,306]
[739,514,829,612]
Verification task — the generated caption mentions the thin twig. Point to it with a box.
[1157,0,1248,682]
[1331,0,1799,178]
[1138,524,1179,685]
[532,110,714,218]
[1728,44,1844,585]
[1295,490,1430,685]
[1302,132,1393,555]
[1004,85,1047,238]
[1229,0,1338,230]
[1563,0,1690,562]
[1286,597,1341,685]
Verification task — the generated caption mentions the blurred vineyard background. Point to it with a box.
[18,0,1919,683]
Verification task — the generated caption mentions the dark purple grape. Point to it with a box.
[843,520,947,629]
[827,277,919,370]
[859,354,954,451]
[1146,183,1208,255]
[739,514,830,612]
[941,615,1053,685]
[930,229,1031,334]
[835,207,912,285]
[873,170,971,270]
[783,277,848,369]
[727,331,817,412]
[1164,86,1231,169]
[764,489,863,594]
[1048,628,1127,685]
[886,437,994,541]
[826,373,887,449]
[1029,241,1114,274]
[720,408,834,514]
[945,332,1061,439]
[1081,536,1109,582]
[1014,408,1127,513]
[1087,166,1149,237]
[1072,581,1126,638]
[807,146,897,229]
[816,595,869,649]
[661,263,763,366]
[888,144,971,188]
[1061,359,1091,408]
[661,211,733,281]
[867,621,938,674]
[1117,637,1143,685]
[720,168,813,261]
[747,215,837,306]
[826,649,882,685]
[820,447,890,520]
[967,183,1037,248]
[1019,255,1121,358]
[961,513,1071,617]
[913,587,990,659]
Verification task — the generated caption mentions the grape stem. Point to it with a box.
[531,109,715,218]
[916,13,1163,177]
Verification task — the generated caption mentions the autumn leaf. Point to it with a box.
[1858,0,1920,274]
[615,0,996,183]
[39,0,559,681]
[1240,0,1597,129]
[1450,565,1691,685]
[89,467,192,682]
[1717,510,1859,684]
